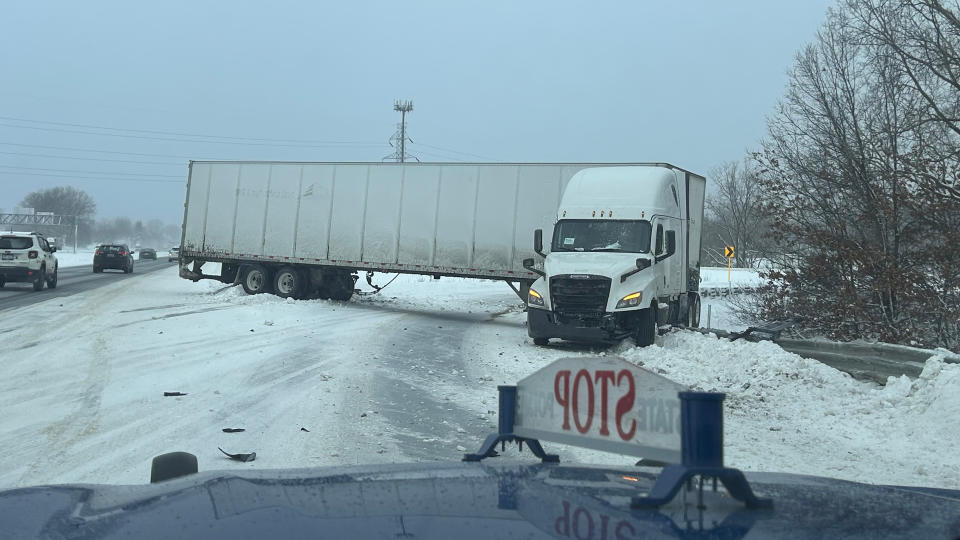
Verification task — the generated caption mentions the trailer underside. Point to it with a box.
[178,255,534,301]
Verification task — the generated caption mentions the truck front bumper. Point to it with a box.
[527,308,628,343]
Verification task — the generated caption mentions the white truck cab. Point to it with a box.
[524,165,705,346]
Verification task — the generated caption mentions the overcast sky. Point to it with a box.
[0,1,834,225]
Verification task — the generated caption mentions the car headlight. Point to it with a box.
[528,288,545,307]
[616,291,642,309]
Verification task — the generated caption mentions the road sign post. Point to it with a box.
[724,245,735,284]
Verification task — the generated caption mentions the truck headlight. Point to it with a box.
[528,288,545,307]
[616,292,642,309]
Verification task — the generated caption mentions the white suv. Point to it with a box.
[0,232,59,291]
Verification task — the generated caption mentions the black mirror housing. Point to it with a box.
[636,258,651,270]
[534,229,544,257]
[523,257,546,277]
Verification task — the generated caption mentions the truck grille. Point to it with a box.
[550,275,610,325]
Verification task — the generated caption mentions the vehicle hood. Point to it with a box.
[2,461,958,539]
[544,251,651,281]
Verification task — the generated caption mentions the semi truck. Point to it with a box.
[524,165,706,346]
[177,161,703,345]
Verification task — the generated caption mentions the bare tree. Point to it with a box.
[705,159,773,268]
[20,186,96,219]
[754,6,950,346]
[849,0,960,200]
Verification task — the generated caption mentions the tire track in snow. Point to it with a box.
[19,333,111,485]
[372,311,502,461]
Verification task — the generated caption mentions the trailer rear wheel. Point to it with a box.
[273,266,305,299]
[241,264,272,295]
[634,304,657,347]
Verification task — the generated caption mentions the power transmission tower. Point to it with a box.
[383,100,419,163]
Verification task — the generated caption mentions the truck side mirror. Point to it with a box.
[621,257,652,283]
[534,229,545,257]
[523,257,546,277]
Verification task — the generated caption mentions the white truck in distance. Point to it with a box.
[524,165,705,346]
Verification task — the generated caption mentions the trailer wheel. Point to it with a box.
[241,264,273,295]
[273,266,305,299]
[687,293,701,328]
[327,271,354,301]
[634,304,657,347]
[533,337,549,346]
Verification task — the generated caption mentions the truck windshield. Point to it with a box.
[551,220,652,253]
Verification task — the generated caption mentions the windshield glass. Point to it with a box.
[552,220,651,253]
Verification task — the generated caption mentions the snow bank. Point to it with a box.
[53,249,95,268]
[458,320,960,489]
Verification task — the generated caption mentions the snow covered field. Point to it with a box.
[51,248,96,268]
[0,268,957,491]
[700,266,767,290]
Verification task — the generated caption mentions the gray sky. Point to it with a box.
[0,1,834,225]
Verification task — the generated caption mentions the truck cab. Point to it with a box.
[525,165,705,346]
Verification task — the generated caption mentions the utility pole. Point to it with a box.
[383,100,418,163]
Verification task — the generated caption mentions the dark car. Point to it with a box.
[139,248,157,260]
[93,244,135,273]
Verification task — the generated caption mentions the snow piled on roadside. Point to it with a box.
[459,318,960,489]
[53,249,95,268]
[625,333,960,487]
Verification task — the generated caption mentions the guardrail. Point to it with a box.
[696,327,960,384]
[699,286,761,298]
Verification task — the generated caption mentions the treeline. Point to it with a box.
[18,186,179,249]
[706,0,960,350]
[91,217,180,249]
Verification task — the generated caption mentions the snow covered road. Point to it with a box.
[0,268,957,491]
[0,258,175,312]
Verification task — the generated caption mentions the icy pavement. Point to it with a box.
[0,269,957,491]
